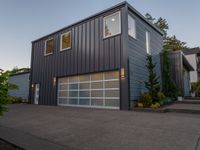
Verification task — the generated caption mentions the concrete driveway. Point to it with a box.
[0,104,200,150]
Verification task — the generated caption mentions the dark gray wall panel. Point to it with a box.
[128,10,163,101]
[31,7,123,105]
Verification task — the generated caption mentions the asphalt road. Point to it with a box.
[0,104,200,150]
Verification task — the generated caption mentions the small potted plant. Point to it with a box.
[177,91,183,101]
[191,83,196,97]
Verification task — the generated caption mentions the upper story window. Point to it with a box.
[60,31,71,51]
[103,11,121,38]
[44,38,54,56]
[128,14,136,39]
[145,31,151,54]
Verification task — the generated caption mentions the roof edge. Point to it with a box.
[32,1,127,43]
[126,2,163,35]
[32,1,163,43]
[9,71,30,77]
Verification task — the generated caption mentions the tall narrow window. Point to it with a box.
[60,31,71,51]
[128,14,136,39]
[103,11,121,38]
[44,38,54,56]
[146,31,151,54]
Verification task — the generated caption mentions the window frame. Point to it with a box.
[145,30,151,54]
[60,31,72,51]
[44,38,54,56]
[128,14,136,39]
[103,11,121,39]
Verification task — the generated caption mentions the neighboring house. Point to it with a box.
[183,47,200,85]
[29,1,163,110]
[8,71,30,102]
[165,51,194,96]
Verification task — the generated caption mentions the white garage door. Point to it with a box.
[57,70,120,109]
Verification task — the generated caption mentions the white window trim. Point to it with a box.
[103,11,121,39]
[146,31,151,54]
[60,31,72,51]
[44,38,54,56]
[128,14,136,39]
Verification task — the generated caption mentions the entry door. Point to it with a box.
[34,84,39,104]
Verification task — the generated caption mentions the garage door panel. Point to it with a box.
[69,91,78,97]
[105,71,119,80]
[58,70,120,109]
[91,99,103,106]
[91,90,103,97]
[91,73,103,80]
[59,91,68,97]
[91,82,103,89]
[79,98,90,105]
[69,84,78,90]
[79,91,90,97]
[105,90,119,97]
[105,81,119,88]
[79,74,90,81]
[105,99,119,107]
[79,83,90,89]
[69,76,78,83]
[69,98,78,105]
[58,98,68,104]
[59,84,68,90]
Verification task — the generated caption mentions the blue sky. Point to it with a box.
[0,0,199,70]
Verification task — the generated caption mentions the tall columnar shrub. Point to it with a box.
[145,55,160,103]
[0,69,17,116]
[161,49,178,98]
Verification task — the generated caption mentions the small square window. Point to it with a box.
[60,31,71,51]
[44,39,54,56]
[103,11,121,38]
[128,14,136,39]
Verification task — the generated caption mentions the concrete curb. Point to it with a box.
[0,126,73,150]
[175,101,200,104]
[132,105,200,115]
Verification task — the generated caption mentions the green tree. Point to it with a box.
[145,55,160,103]
[0,69,17,116]
[145,13,188,51]
[161,49,178,98]
[154,17,169,37]
[164,35,188,51]
[145,13,155,23]
[9,66,19,74]
[8,67,30,75]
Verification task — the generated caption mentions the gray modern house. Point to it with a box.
[8,71,30,102]
[29,1,163,110]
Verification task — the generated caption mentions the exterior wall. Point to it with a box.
[30,5,129,108]
[185,54,198,83]
[183,67,190,96]
[8,73,30,101]
[30,2,162,109]
[167,52,184,95]
[167,51,191,96]
[128,9,163,101]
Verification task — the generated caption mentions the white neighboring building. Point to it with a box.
[183,47,200,84]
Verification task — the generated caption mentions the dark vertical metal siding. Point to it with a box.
[168,52,184,95]
[31,7,124,106]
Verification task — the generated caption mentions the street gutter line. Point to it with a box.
[195,135,200,150]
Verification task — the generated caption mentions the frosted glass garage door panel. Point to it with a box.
[57,70,120,109]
